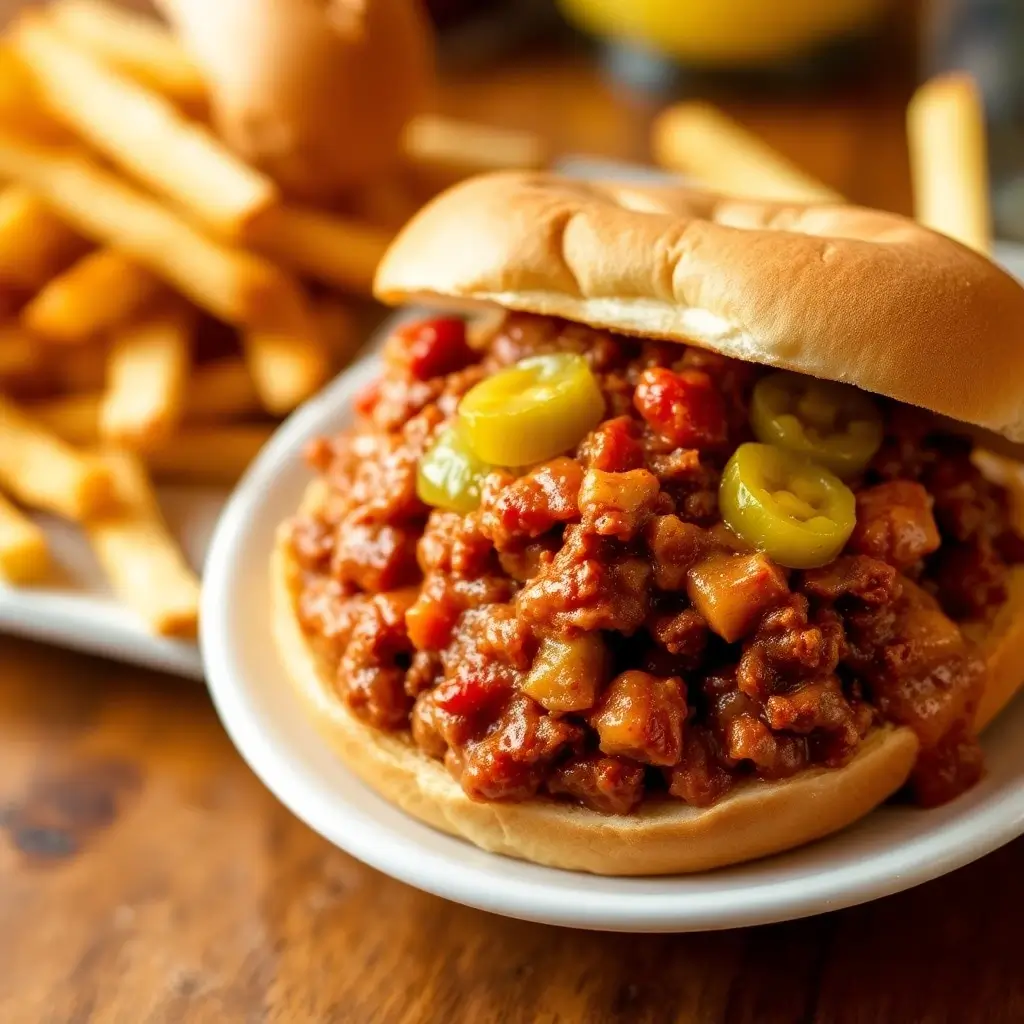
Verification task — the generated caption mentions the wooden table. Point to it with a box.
[3,43,1023,1024]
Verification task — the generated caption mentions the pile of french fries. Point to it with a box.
[651,74,992,256]
[5,2,979,648]
[0,0,546,638]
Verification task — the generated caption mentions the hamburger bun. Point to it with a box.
[375,172,1024,442]
[271,175,1024,875]
[272,478,1024,876]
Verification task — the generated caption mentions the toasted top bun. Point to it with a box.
[272,478,1024,876]
[159,0,433,202]
[374,172,1024,442]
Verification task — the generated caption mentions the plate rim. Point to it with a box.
[200,340,1024,932]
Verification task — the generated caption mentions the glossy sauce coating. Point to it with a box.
[291,314,1024,813]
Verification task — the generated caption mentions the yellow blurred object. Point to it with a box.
[558,0,891,65]
[907,73,992,255]
[652,103,841,202]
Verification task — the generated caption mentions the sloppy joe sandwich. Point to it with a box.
[273,172,1024,875]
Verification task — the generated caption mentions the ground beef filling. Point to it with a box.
[289,313,1023,813]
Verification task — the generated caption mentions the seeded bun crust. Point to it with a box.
[374,172,1024,442]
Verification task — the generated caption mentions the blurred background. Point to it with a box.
[87,0,1019,224]
[429,0,1022,232]
[415,0,924,211]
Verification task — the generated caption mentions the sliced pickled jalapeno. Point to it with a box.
[458,352,604,466]
[417,423,493,514]
[750,371,883,478]
[719,442,856,569]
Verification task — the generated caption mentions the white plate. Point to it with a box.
[201,346,1024,932]
[0,485,217,679]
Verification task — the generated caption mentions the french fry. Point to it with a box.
[0,44,69,143]
[145,424,275,485]
[30,356,263,445]
[0,490,49,584]
[14,17,276,237]
[0,324,40,381]
[51,342,107,392]
[48,0,207,108]
[243,321,331,415]
[404,114,547,177]
[245,204,392,296]
[22,247,166,343]
[84,448,200,637]
[350,177,422,231]
[100,303,193,449]
[314,297,360,364]
[652,102,842,203]
[24,390,99,445]
[0,287,23,320]
[187,356,261,421]
[0,184,84,290]
[0,133,308,330]
[0,394,112,519]
[907,73,991,255]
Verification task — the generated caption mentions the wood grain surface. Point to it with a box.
[1,28,1022,1024]
[1,636,1022,1024]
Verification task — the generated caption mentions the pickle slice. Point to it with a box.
[458,352,605,466]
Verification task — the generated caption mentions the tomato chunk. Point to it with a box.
[385,317,475,381]
[634,367,728,449]
[432,674,506,717]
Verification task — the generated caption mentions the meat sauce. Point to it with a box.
[289,314,1023,814]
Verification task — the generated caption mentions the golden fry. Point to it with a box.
[245,203,392,296]
[0,133,307,330]
[29,357,263,445]
[0,324,40,381]
[652,102,842,203]
[51,342,107,392]
[243,320,330,415]
[908,73,991,255]
[0,44,69,143]
[187,356,261,421]
[48,0,206,107]
[0,184,84,289]
[314,297,360,364]
[100,304,193,449]
[145,424,275,485]
[350,177,422,230]
[0,287,22,320]
[22,247,165,343]
[14,17,275,236]
[0,489,49,583]
[404,114,547,176]
[24,390,99,445]
[0,394,112,519]
[84,448,200,637]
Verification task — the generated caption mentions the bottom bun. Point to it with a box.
[968,451,1024,730]
[970,566,1024,730]
[273,527,925,875]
